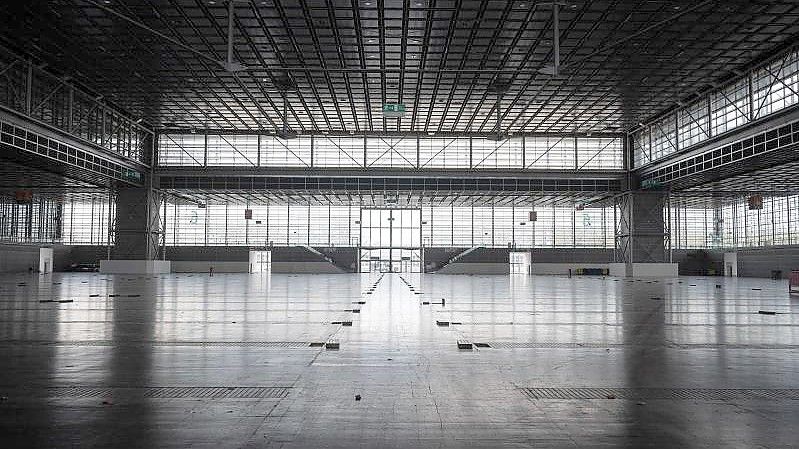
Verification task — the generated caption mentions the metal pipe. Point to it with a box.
[227,0,235,67]
[553,3,559,76]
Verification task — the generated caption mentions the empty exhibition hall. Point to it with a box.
[3,0,799,447]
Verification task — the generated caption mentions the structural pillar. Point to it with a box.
[616,191,670,271]
[113,183,161,260]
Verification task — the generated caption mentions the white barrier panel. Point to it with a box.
[100,260,171,274]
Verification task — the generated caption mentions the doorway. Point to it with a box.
[723,252,737,277]
[359,248,422,273]
[249,250,271,273]
[509,251,531,275]
[39,248,53,274]
[358,208,422,273]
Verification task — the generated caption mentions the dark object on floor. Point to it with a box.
[58,299,74,303]
[758,310,777,315]
[457,340,473,350]
[355,394,361,401]
[436,320,449,327]
[65,263,99,272]
[716,285,722,289]
[38,299,53,303]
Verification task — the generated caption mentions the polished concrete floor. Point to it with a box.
[1,272,798,448]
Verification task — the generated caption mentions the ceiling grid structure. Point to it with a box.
[1,0,797,135]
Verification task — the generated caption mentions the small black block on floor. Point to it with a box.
[457,340,473,350]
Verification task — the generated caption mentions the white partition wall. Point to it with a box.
[509,251,531,274]
[38,248,53,273]
[249,250,272,273]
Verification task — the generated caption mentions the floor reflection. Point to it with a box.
[0,272,797,448]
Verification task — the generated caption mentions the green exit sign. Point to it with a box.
[121,168,142,182]
[382,103,406,117]
[641,178,664,190]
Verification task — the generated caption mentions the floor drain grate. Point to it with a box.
[490,342,627,349]
[44,386,290,399]
[46,387,113,398]
[488,342,799,350]
[521,388,799,400]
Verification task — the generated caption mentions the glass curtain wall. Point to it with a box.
[669,194,799,249]
[163,200,617,249]
[632,48,799,168]
[0,193,114,245]
[158,134,624,170]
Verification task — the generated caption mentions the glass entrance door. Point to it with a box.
[248,250,271,273]
[509,251,531,275]
[359,209,422,273]
[359,248,422,273]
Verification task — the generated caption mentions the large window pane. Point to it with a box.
[753,49,799,119]
[651,115,678,161]
[314,136,364,167]
[526,136,576,169]
[710,79,749,136]
[577,137,623,170]
[261,136,311,167]
[418,137,470,168]
[472,138,523,169]
[158,134,204,166]
[366,137,417,168]
[206,134,258,166]
[677,100,710,149]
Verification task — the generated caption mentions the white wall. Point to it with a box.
[436,262,509,274]
[629,263,679,277]
[171,261,248,273]
[530,263,617,275]
[38,248,53,273]
[272,262,345,273]
[0,244,75,272]
[170,260,344,274]
[100,260,171,274]
[723,252,738,277]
